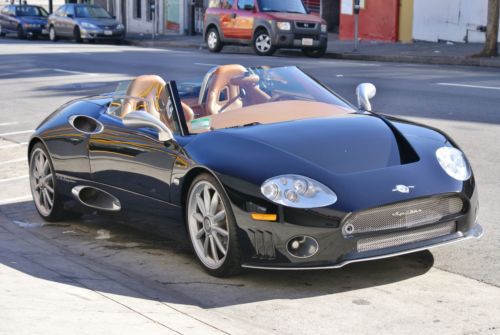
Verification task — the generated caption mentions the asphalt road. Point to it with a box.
[1,38,499,334]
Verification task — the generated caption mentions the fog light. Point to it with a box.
[286,236,319,258]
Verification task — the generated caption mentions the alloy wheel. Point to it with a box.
[49,27,56,41]
[187,180,229,269]
[255,33,272,53]
[29,148,55,217]
[207,31,218,50]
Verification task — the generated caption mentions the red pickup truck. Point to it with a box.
[204,0,328,57]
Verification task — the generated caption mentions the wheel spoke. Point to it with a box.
[209,192,219,215]
[196,194,206,216]
[203,237,209,257]
[213,234,227,256]
[213,226,228,237]
[45,184,54,194]
[193,212,203,222]
[209,235,219,262]
[196,228,205,239]
[213,210,226,223]
[42,157,49,174]
[44,189,53,207]
[203,185,211,215]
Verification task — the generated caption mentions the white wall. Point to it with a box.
[413,0,500,43]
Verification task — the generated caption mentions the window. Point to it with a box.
[66,5,75,17]
[238,0,254,10]
[208,0,234,9]
[55,5,66,17]
[133,0,142,19]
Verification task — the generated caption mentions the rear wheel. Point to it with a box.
[74,26,83,43]
[0,24,5,37]
[29,143,73,222]
[206,27,223,53]
[253,29,276,56]
[16,25,25,39]
[186,173,241,277]
[49,26,58,42]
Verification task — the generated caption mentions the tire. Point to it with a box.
[49,26,58,42]
[29,143,71,222]
[74,26,83,43]
[186,173,241,277]
[302,44,327,58]
[253,29,276,56]
[0,24,5,37]
[17,25,25,39]
[206,27,223,53]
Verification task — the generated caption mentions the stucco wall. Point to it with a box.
[413,0,500,43]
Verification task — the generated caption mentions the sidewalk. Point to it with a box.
[126,32,500,68]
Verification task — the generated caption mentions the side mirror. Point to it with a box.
[67,13,74,18]
[356,83,376,112]
[123,110,173,142]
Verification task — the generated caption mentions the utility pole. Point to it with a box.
[353,0,360,51]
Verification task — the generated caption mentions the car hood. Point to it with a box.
[264,12,324,23]
[184,114,466,211]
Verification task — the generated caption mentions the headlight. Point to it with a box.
[81,22,98,29]
[117,23,125,30]
[277,22,291,31]
[436,147,471,181]
[321,24,327,33]
[261,175,337,208]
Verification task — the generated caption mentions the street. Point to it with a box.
[1,38,500,334]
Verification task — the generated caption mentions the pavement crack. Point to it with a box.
[156,280,245,287]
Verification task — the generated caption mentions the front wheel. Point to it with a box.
[17,25,25,39]
[253,30,276,56]
[49,26,58,42]
[74,26,83,43]
[186,173,241,277]
[0,24,6,37]
[206,28,223,53]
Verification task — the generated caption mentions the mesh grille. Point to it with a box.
[343,195,463,236]
[357,221,456,252]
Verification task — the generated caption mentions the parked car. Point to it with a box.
[27,64,482,277]
[48,4,124,43]
[0,5,49,39]
[204,0,328,57]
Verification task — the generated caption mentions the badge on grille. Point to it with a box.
[392,185,414,193]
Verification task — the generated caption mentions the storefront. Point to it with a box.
[163,0,180,31]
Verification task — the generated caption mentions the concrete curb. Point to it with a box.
[126,39,500,68]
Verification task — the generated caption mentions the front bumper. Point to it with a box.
[273,31,327,49]
[81,28,125,40]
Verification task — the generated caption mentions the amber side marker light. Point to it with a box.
[251,213,278,221]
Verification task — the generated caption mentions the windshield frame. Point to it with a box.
[256,0,308,14]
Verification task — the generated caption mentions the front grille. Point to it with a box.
[248,229,276,259]
[342,195,463,236]
[357,221,456,252]
[295,22,317,29]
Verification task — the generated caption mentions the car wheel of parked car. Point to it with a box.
[253,29,276,56]
[17,25,25,39]
[49,26,58,42]
[73,27,83,43]
[206,27,223,53]
[29,143,73,222]
[186,173,241,277]
[0,24,5,37]
[302,45,327,58]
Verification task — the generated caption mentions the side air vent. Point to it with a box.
[68,115,103,134]
[71,186,121,211]
[248,229,276,259]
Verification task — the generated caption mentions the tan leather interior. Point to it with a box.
[188,100,352,133]
[205,64,247,115]
[181,101,195,122]
[121,75,166,120]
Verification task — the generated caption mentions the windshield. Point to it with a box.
[75,6,112,19]
[15,6,48,17]
[257,0,307,14]
[188,65,354,134]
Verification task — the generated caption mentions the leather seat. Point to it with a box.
[205,64,247,115]
[181,101,195,122]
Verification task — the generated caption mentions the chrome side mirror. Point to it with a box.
[356,83,377,112]
[123,110,173,142]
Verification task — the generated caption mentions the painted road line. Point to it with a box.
[53,69,98,76]
[0,130,33,137]
[0,195,32,205]
[0,158,26,166]
[0,142,28,149]
[437,83,500,91]
[195,63,220,67]
[0,122,18,127]
[0,175,29,183]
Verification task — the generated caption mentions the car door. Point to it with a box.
[88,81,186,204]
[234,0,255,40]
[220,0,237,39]
[64,4,76,35]
[52,5,66,35]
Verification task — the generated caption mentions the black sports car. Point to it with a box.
[28,65,483,276]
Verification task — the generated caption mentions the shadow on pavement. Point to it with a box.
[0,200,434,309]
